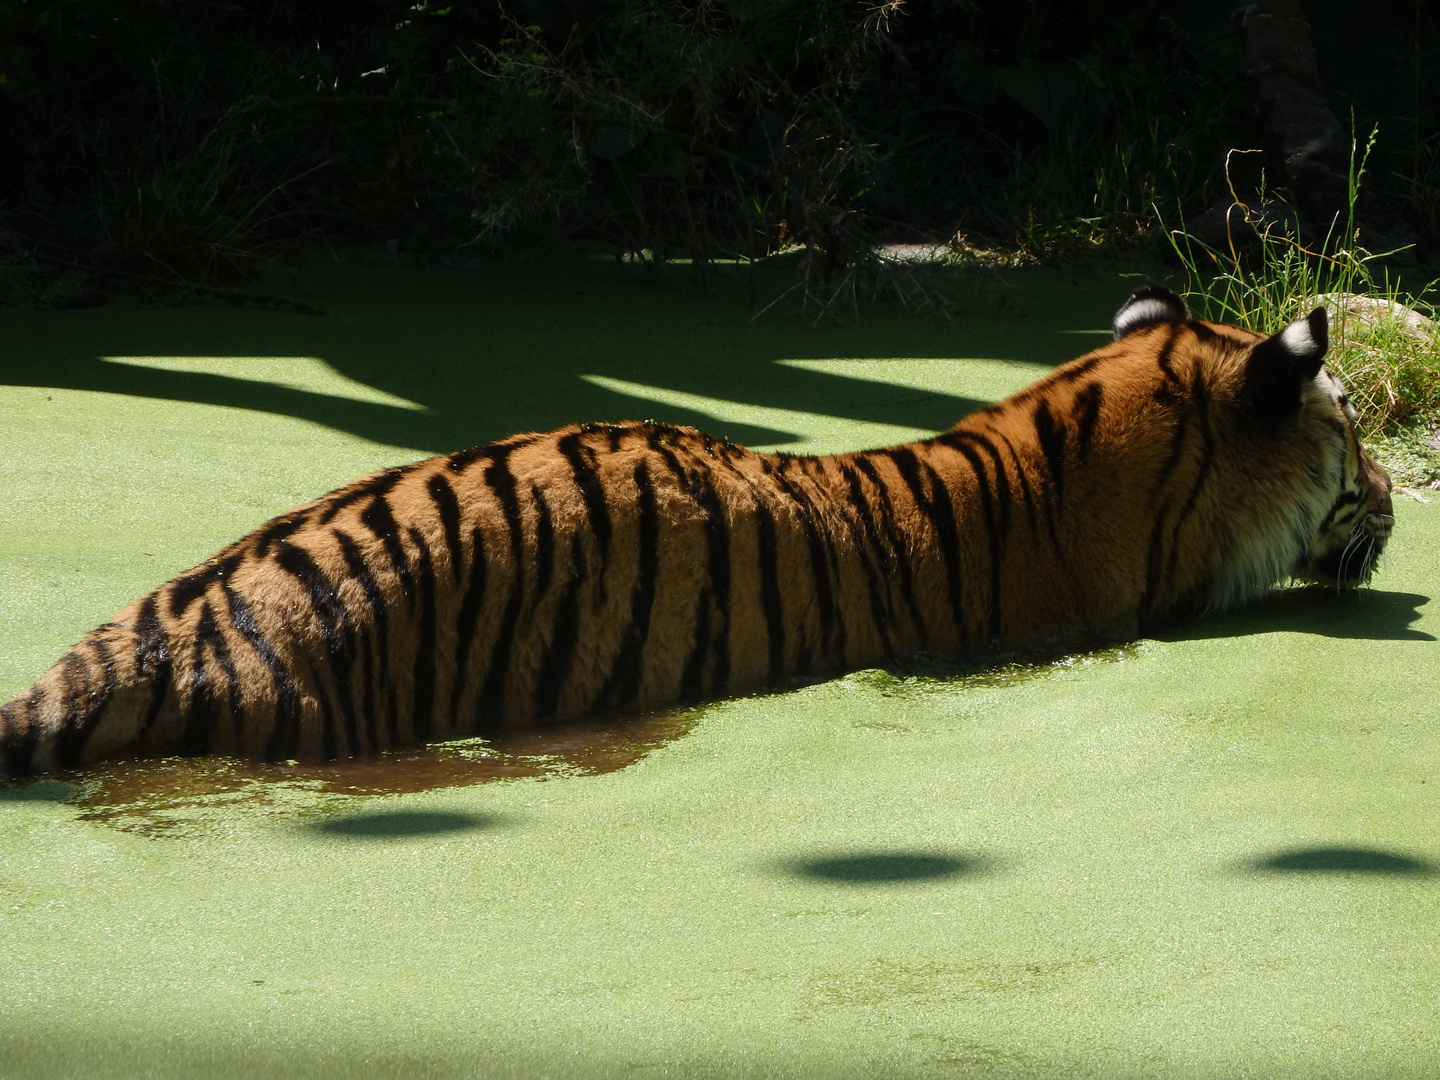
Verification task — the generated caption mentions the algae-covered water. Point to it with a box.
[1,261,1436,1078]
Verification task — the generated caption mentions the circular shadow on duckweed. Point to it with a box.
[1249,846,1436,876]
[791,851,984,884]
[310,809,501,839]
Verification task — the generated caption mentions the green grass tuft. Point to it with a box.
[1164,130,1440,486]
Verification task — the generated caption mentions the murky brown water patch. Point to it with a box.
[26,707,701,837]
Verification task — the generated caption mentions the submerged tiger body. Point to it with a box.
[0,287,1394,778]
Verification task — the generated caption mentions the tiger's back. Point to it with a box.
[0,287,1395,777]
[9,421,968,769]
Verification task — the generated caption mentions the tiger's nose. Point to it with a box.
[1357,450,1393,545]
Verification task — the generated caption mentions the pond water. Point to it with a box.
[4,261,1438,1079]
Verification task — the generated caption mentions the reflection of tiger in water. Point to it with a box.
[0,287,1394,778]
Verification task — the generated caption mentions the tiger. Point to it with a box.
[0,286,1395,779]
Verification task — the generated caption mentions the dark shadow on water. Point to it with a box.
[0,260,1082,456]
[788,851,990,884]
[1158,588,1432,644]
[309,809,497,838]
[3,356,802,453]
[1246,846,1436,876]
[0,778,78,804]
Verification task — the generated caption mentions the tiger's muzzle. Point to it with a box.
[1299,449,1394,588]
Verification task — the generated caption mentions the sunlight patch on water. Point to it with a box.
[101,356,428,411]
[775,357,1041,406]
[579,373,933,452]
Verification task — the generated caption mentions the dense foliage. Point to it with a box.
[0,0,1436,298]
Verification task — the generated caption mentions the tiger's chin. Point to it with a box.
[1293,519,1393,590]
[1292,558,1381,591]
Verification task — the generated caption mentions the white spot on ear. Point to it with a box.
[1276,318,1321,357]
[1114,298,1180,340]
[1113,286,1188,340]
[1117,299,1168,331]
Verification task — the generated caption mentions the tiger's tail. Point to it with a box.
[0,611,172,780]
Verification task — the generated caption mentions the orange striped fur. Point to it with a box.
[0,288,1394,777]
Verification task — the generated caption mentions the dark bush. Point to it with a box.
[0,0,1435,301]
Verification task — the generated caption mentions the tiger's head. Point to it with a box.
[1114,286,1394,601]
[1289,366,1395,589]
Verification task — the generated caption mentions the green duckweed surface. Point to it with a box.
[0,261,1436,1078]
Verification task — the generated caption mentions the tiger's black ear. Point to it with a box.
[1113,285,1188,341]
[1242,307,1329,423]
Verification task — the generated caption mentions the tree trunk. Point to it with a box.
[1239,0,1417,250]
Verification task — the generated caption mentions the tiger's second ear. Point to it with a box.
[1113,285,1189,341]
[1242,307,1329,422]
